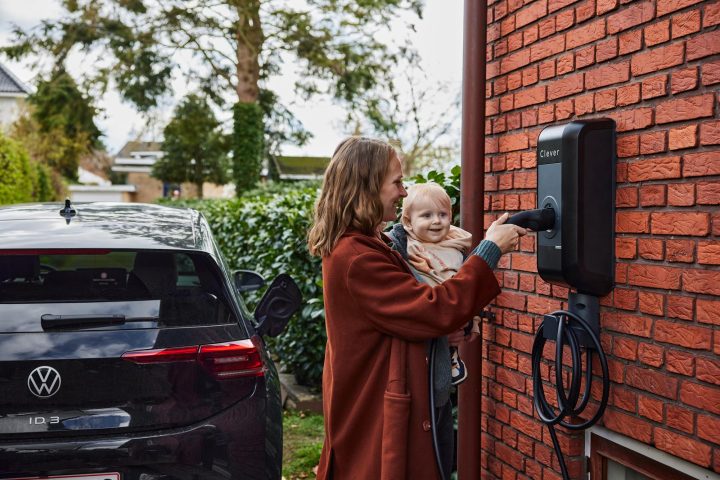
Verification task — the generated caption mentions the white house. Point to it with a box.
[68,167,137,203]
[0,63,30,131]
[111,141,234,202]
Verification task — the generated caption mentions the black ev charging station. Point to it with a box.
[507,118,616,480]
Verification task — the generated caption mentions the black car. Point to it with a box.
[0,202,301,479]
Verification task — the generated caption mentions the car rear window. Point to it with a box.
[0,250,238,327]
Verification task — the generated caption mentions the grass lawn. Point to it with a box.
[282,409,325,479]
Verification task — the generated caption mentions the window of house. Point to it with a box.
[589,433,696,480]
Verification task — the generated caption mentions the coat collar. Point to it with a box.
[343,228,395,252]
[341,228,416,277]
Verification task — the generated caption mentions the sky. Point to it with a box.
[0,1,464,157]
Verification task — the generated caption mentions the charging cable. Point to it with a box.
[531,309,610,480]
[428,338,448,480]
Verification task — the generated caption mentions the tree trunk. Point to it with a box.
[234,0,262,103]
[196,181,204,199]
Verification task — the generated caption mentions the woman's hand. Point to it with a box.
[485,212,527,254]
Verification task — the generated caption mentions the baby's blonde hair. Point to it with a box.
[401,182,452,228]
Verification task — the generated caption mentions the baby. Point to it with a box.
[400,182,474,385]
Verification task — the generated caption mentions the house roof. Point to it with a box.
[116,141,163,158]
[273,155,331,179]
[77,166,111,186]
[79,149,113,180]
[0,62,31,96]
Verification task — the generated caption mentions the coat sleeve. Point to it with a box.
[345,250,501,341]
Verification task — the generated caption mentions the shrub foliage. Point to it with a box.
[33,162,56,202]
[170,167,460,389]
[0,133,35,205]
[169,181,325,387]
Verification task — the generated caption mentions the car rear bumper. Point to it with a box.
[0,392,281,480]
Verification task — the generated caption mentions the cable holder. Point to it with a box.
[541,293,600,349]
[531,292,610,480]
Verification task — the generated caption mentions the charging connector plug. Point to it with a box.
[506,206,556,231]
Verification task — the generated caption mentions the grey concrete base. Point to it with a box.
[279,371,323,413]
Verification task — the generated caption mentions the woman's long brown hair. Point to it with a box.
[308,137,395,257]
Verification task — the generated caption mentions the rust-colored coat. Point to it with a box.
[316,230,501,480]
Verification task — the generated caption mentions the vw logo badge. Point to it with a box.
[27,366,62,398]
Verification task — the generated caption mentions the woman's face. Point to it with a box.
[379,155,407,223]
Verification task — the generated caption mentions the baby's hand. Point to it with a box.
[447,328,467,347]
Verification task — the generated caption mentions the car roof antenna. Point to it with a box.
[59,198,77,225]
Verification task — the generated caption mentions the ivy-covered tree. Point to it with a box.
[153,94,229,199]
[3,0,423,194]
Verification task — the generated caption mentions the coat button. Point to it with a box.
[422,420,431,431]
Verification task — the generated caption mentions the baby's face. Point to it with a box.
[407,196,451,243]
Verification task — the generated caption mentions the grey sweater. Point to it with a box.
[386,223,500,406]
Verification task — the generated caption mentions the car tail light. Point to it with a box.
[198,338,265,379]
[122,338,265,379]
[122,346,199,363]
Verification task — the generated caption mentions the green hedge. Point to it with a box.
[166,181,325,387]
[169,167,460,390]
[0,133,35,205]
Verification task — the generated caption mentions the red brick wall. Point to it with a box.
[482,0,720,478]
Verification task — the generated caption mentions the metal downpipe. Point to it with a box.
[458,0,487,478]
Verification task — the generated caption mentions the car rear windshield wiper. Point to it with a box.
[41,314,127,330]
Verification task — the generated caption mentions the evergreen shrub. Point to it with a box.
[166,181,325,387]
[165,166,460,389]
[0,133,35,205]
[33,162,56,202]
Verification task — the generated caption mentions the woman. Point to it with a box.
[308,137,525,480]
